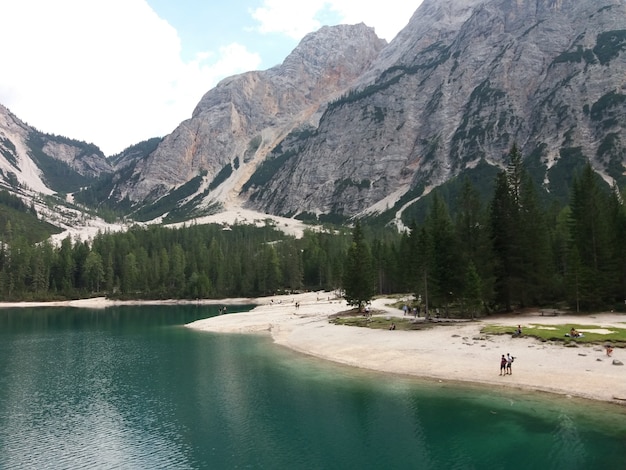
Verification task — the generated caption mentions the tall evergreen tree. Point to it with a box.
[83,251,104,292]
[464,261,483,319]
[342,221,375,311]
[568,163,614,309]
[416,225,433,317]
[425,193,462,314]
[455,178,493,306]
[490,145,550,310]
[606,184,626,304]
[490,170,517,311]
[517,171,552,304]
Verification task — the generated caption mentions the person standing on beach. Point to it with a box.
[500,355,507,375]
[506,354,513,375]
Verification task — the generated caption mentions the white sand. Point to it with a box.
[186,292,626,405]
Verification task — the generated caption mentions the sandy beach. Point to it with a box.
[185,291,626,405]
[4,292,625,404]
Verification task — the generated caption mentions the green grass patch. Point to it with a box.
[481,323,626,346]
[330,313,435,331]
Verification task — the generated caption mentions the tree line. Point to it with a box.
[0,145,625,313]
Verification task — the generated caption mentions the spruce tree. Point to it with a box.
[342,221,375,311]
[464,261,483,319]
[490,170,517,311]
[490,144,550,310]
[568,163,613,309]
[425,193,462,314]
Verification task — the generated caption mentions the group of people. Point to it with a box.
[503,324,617,375]
[568,327,583,338]
[499,353,515,375]
[402,304,421,318]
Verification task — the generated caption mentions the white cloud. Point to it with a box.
[327,1,423,41]
[0,0,261,155]
[251,0,328,39]
[251,0,423,41]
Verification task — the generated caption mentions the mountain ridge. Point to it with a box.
[111,23,386,215]
[241,0,626,219]
[1,0,625,236]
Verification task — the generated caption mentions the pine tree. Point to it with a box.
[490,170,517,311]
[84,252,104,292]
[464,261,483,319]
[425,193,462,314]
[455,178,493,307]
[416,225,432,317]
[568,163,613,309]
[518,171,552,305]
[490,145,550,310]
[342,221,375,311]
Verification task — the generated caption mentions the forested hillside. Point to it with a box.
[1,146,624,312]
[0,190,61,244]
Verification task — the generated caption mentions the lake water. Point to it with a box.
[1,305,625,469]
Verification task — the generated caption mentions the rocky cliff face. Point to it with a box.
[0,104,112,195]
[0,104,52,195]
[243,0,626,217]
[115,23,386,208]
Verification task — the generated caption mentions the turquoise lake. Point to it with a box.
[1,305,625,469]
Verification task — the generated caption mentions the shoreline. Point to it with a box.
[185,291,626,406]
[4,293,626,405]
[0,296,259,309]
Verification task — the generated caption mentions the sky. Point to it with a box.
[0,0,423,156]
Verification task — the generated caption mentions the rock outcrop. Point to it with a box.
[0,104,112,195]
[243,0,626,217]
[116,23,386,207]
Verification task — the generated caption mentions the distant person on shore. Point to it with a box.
[500,355,507,375]
[506,354,514,374]
[389,323,396,330]
[513,325,522,337]
[606,345,614,357]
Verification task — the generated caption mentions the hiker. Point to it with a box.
[506,354,514,375]
[499,355,507,375]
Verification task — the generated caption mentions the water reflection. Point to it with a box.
[0,305,625,469]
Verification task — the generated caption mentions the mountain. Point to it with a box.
[108,23,386,222]
[3,0,626,232]
[97,0,626,225]
[242,0,626,220]
[0,104,113,195]
[0,103,115,239]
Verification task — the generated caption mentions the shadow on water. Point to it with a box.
[0,305,625,469]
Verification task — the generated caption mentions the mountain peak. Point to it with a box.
[115,22,387,214]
